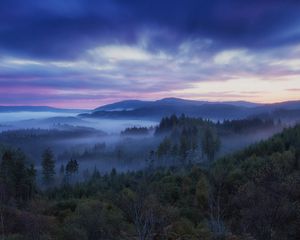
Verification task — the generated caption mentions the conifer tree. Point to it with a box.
[41,148,55,185]
[201,127,220,162]
[66,159,79,177]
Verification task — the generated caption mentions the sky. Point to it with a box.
[1,0,300,109]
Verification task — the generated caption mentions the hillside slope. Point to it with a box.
[81,98,300,120]
[210,124,300,239]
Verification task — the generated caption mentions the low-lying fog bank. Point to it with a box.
[0,111,158,134]
[0,111,79,123]
[0,111,290,180]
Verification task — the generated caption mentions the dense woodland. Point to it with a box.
[153,115,278,165]
[121,127,150,136]
[0,115,298,239]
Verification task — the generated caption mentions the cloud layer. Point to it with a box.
[1,0,300,107]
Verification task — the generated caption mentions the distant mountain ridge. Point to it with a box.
[2,98,300,121]
[94,100,152,111]
[80,98,300,120]
[0,106,86,113]
[93,98,262,112]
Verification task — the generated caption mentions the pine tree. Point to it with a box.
[201,127,220,162]
[0,149,36,203]
[41,148,55,185]
[66,159,79,176]
[60,164,65,176]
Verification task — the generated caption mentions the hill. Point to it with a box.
[0,106,85,113]
[80,98,300,120]
[93,98,261,112]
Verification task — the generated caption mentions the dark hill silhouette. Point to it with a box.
[80,98,300,120]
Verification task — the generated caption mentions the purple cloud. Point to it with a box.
[0,0,300,107]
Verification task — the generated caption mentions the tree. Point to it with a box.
[157,138,172,158]
[179,129,189,162]
[65,159,79,183]
[195,175,209,210]
[41,148,55,185]
[0,148,36,237]
[201,127,220,162]
[119,188,164,240]
[62,200,125,240]
[60,164,65,176]
[0,149,36,204]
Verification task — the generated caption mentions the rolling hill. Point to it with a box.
[80,98,300,120]
[0,106,85,113]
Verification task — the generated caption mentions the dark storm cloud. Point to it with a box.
[1,0,300,59]
[0,0,300,107]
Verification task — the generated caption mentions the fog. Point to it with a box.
[0,111,289,181]
[0,111,160,175]
[0,112,157,134]
[0,111,78,123]
[79,118,157,133]
[219,126,283,156]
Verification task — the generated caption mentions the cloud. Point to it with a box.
[1,0,300,107]
[286,88,300,92]
[213,49,253,65]
[88,45,154,62]
[1,41,300,89]
[1,0,300,60]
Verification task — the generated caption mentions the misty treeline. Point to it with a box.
[0,126,105,141]
[121,126,151,136]
[0,126,106,163]
[0,115,280,172]
[150,115,277,166]
[0,121,299,239]
[41,148,79,187]
[59,115,279,169]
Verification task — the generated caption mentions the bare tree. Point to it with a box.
[208,167,228,238]
[119,188,164,240]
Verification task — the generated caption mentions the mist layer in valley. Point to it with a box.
[0,108,288,182]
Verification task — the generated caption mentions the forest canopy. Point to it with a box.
[0,123,299,239]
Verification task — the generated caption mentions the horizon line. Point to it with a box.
[1,97,300,110]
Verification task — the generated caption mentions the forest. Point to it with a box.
[2,0,300,239]
[0,115,299,240]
